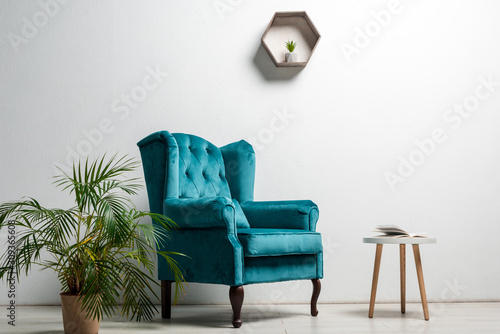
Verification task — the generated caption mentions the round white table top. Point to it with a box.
[363,236,437,245]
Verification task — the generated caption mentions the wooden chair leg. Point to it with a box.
[400,244,406,314]
[412,244,430,320]
[368,244,383,318]
[161,280,172,319]
[311,279,321,316]
[229,286,244,328]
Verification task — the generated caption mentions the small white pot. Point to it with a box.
[285,52,297,63]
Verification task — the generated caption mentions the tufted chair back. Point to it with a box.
[138,131,255,215]
[173,133,231,199]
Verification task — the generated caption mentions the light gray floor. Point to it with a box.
[4,303,499,333]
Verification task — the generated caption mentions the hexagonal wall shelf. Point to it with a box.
[261,11,321,67]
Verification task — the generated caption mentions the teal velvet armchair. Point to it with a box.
[137,131,323,328]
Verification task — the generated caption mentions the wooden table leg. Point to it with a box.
[369,244,383,318]
[412,244,430,320]
[400,244,406,314]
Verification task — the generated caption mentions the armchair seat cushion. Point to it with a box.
[237,228,322,257]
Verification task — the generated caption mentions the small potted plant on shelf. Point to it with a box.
[285,40,297,62]
[0,154,185,334]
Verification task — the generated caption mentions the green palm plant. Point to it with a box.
[0,154,185,322]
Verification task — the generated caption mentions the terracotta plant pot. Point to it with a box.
[60,293,100,334]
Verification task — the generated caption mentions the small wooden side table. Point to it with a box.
[363,236,437,320]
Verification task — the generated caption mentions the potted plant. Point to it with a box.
[285,40,297,62]
[0,155,185,334]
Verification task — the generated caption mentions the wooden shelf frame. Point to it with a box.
[261,11,321,68]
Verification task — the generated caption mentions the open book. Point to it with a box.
[373,225,428,238]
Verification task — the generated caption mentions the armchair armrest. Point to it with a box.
[240,200,319,231]
[161,196,244,285]
[163,197,236,232]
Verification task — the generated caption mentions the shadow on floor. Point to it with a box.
[149,306,309,329]
[341,304,424,320]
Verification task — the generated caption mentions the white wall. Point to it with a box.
[1,0,500,306]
